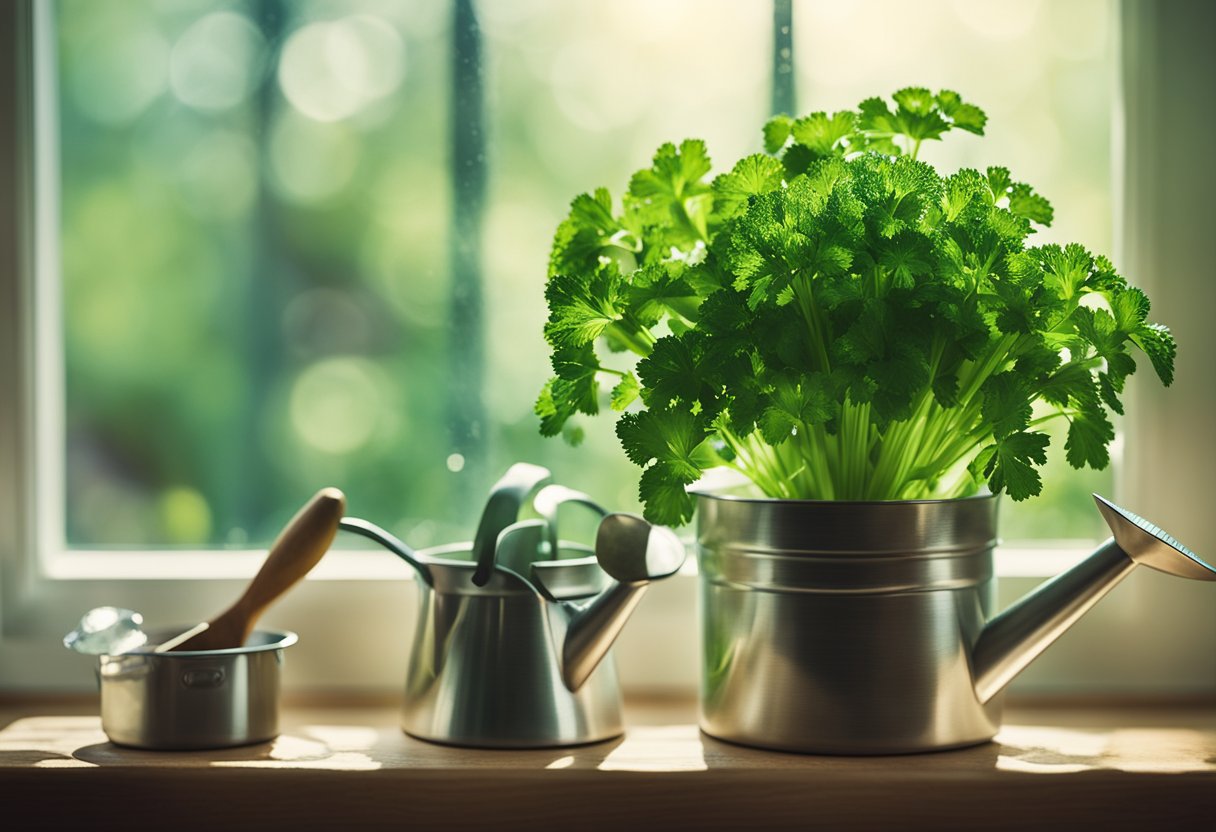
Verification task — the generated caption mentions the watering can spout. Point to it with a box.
[556,514,686,692]
[972,494,1216,704]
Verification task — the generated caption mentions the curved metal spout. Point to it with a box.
[557,581,648,692]
[339,517,434,585]
[972,494,1215,703]
[555,514,685,692]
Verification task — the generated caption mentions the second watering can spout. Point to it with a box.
[972,494,1216,703]
[555,514,686,692]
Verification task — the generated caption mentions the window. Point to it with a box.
[2,0,1212,696]
[51,0,1118,549]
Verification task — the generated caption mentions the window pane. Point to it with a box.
[55,0,769,547]
[56,0,1115,548]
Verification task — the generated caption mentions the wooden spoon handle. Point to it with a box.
[233,487,346,628]
[167,488,346,651]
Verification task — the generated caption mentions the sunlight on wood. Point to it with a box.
[301,724,381,751]
[545,754,575,769]
[34,758,96,768]
[211,751,382,771]
[995,724,1216,774]
[0,716,107,763]
[597,725,708,772]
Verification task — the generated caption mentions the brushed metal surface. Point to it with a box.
[695,490,1216,754]
[98,629,295,750]
[696,493,1003,754]
[344,512,684,749]
[971,538,1134,703]
[971,494,1216,703]
[399,541,625,749]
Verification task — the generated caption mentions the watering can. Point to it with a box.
[340,464,685,748]
[695,491,1216,754]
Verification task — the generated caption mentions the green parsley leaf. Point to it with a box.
[538,87,1175,519]
[628,139,714,244]
[981,373,1033,439]
[638,463,696,525]
[1007,183,1054,226]
[790,111,857,156]
[1130,323,1176,386]
[763,114,794,154]
[935,89,987,134]
[543,265,626,349]
[758,373,837,445]
[712,153,785,219]
[610,372,641,411]
[630,263,700,326]
[980,431,1051,501]
[1065,409,1114,469]
[616,407,715,482]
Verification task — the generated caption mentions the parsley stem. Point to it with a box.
[607,318,657,356]
[793,275,832,373]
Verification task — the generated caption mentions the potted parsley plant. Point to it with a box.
[535,89,1177,752]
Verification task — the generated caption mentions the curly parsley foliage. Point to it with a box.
[536,88,1176,526]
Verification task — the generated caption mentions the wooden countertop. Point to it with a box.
[1,697,1213,831]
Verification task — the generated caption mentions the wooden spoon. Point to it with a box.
[164,487,346,652]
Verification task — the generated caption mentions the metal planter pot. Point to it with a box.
[696,491,1001,754]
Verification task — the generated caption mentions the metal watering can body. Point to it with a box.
[696,491,1216,754]
[339,476,686,748]
[398,537,625,748]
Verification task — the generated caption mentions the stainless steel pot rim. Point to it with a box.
[706,540,1001,558]
[692,488,997,507]
[417,540,599,570]
[107,628,298,658]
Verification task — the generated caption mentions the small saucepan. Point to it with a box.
[68,488,344,750]
[98,628,297,750]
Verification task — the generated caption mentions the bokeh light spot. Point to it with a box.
[169,11,266,112]
[278,16,405,123]
[289,357,387,455]
[158,486,213,544]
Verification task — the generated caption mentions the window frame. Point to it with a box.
[1,0,1212,697]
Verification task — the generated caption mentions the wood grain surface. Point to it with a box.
[1,697,1213,831]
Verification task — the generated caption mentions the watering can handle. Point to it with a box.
[339,517,433,585]
[533,485,608,561]
[470,464,553,586]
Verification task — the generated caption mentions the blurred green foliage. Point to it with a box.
[57,0,1113,549]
